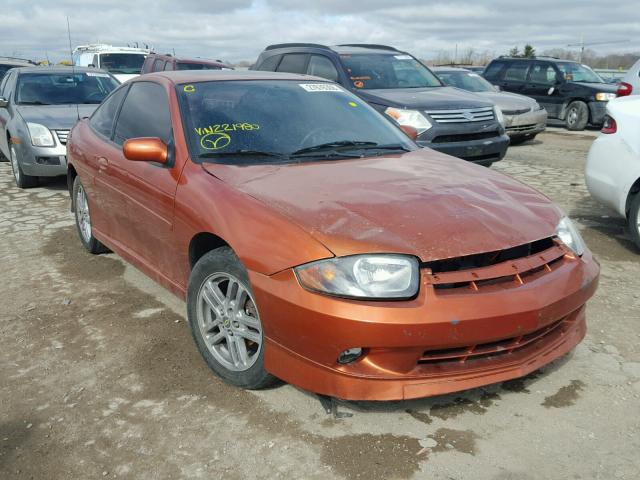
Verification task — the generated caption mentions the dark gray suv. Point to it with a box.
[252,43,510,166]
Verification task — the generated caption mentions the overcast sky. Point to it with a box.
[1,0,637,63]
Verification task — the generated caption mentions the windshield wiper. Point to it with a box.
[292,141,411,156]
[199,149,291,160]
[292,140,377,155]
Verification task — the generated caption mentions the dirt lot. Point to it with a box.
[1,131,639,480]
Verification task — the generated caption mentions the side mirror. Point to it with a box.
[123,137,168,164]
[399,125,418,141]
[88,64,96,68]
[493,85,501,92]
[0,97,8,108]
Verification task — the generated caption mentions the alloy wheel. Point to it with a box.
[10,145,21,185]
[196,273,263,372]
[75,183,92,243]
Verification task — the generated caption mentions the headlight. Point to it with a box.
[494,106,505,126]
[295,254,420,300]
[27,122,55,147]
[384,107,432,135]
[595,92,616,101]
[555,217,586,256]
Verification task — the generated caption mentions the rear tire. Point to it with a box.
[72,176,110,254]
[565,101,589,131]
[9,142,38,188]
[187,246,276,390]
[628,193,640,251]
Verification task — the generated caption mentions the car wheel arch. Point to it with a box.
[625,178,640,216]
[189,232,231,269]
[67,164,78,204]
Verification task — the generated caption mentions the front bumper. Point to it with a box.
[251,247,599,401]
[504,109,547,138]
[16,137,68,177]
[417,120,510,165]
[588,101,608,126]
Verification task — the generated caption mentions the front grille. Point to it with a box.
[422,237,570,291]
[426,107,494,124]
[431,130,499,144]
[55,130,70,145]
[506,124,539,133]
[418,314,573,365]
[502,107,532,116]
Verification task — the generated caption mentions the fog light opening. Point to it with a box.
[337,348,363,364]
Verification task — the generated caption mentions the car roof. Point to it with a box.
[493,56,576,64]
[148,54,227,66]
[0,58,35,67]
[145,69,328,84]
[330,45,402,55]
[431,67,471,72]
[13,66,112,75]
[262,43,404,56]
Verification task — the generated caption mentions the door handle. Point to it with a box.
[97,156,108,170]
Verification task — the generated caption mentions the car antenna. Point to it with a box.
[66,16,80,122]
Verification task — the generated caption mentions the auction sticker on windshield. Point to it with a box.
[299,83,343,92]
[86,72,110,77]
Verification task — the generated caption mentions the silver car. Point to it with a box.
[0,66,119,188]
[433,67,548,145]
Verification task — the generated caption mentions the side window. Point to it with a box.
[152,59,165,72]
[90,87,128,139]
[482,61,504,80]
[256,54,281,71]
[276,54,309,74]
[528,62,557,85]
[0,73,10,97]
[163,61,174,71]
[113,82,172,146]
[307,55,339,82]
[503,62,530,82]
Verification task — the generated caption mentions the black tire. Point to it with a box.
[565,101,589,131]
[72,176,110,254]
[187,246,276,390]
[628,193,640,251]
[9,141,38,188]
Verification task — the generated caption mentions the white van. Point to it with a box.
[73,44,150,83]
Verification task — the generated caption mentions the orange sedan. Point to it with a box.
[66,71,599,400]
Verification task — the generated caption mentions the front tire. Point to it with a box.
[628,193,640,251]
[9,142,38,188]
[187,247,276,389]
[565,101,589,131]
[72,176,109,254]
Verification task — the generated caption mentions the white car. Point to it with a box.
[617,58,639,97]
[586,96,640,249]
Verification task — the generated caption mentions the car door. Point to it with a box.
[99,80,180,275]
[523,61,563,117]
[497,61,530,94]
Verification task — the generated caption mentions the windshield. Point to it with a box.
[436,71,494,93]
[177,62,223,71]
[177,80,416,164]
[99,53,146,74]
[16,72,119,105]
[556,62,603,83]
[340,53,442,90]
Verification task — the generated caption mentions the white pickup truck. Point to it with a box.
[73,44,150,83]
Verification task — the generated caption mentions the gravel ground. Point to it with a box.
[1,131,639,480]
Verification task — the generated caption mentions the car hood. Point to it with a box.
[475,91,536,111]
[113,73,139,83]
[16,104,98,130]
[573,82,618,92]
[201,149,562,262]
[357,86,493,110]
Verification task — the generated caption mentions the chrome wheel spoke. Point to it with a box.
[196,272,262,372]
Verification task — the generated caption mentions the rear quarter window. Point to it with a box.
[256,54,282,71]
[483,61,505,80]
[276,54,309,74]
